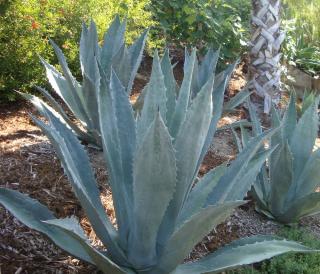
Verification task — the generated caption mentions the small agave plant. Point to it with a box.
[233,95,320,224]
[1,50,316,273]
[33,16,148,147]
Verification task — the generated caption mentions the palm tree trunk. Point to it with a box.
[249,0,285,113]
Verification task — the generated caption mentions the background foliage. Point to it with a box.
[1,0,319,103]
[150,0,251,61]
[282,0,320,75]
[0,0,156,102]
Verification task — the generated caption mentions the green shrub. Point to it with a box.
[282,0,320,75]
[0,0,156,103]
[149,0,251,62]
[261,228,320,274]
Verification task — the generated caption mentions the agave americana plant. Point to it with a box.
[1,49,316,272]
[24,15,250,149]
[232,95,320,224]
[33,16,148,147]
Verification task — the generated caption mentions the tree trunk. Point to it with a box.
[249,0,285,113]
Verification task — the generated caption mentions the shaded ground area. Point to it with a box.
[1,61,320,273]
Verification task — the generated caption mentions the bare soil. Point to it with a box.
[1,60,319,273]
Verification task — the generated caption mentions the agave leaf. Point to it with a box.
[80,20,100,79]
[198,62,237,170]
[128,113,177,268]
[217,120,252,132]
[240,124,251,148]
[0,188,94,264]
[39,57,90,126]
[230,148,275,203]
[112,44,131,93]
[172,236,315,274]
[21,90,92,144]
[191,56,199,98]
[154,201,244,274]
[282,93,297,142]
[230,126,243,152]
[30,104,127,263]
[282,192,320,223]
[247,100,262,136]
[137,51,167,141]
[223,89,252,113]
[290,103,318,180]
[169,76,214,223]
[127,29,148,93]
[295,149,320,198]
[269,141,293,216]
[49,39,91,126]
[169,49,197,138]
[79,21,101,132]
[198,48,220,91]
[45,219,127,274]
[206,129,278,205]
[98,68,135,250]
[157,75,213,248]
[82,71,101,132]
[253,163,270,208]
[161,49,177,123]
[301,92,317,115]
[101,16,126,75]
[178,164,227,224]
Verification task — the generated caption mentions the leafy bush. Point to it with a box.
[0,0,155,103]
[282,0,320,75]
[149,0,251,62]
[261,228,320,274]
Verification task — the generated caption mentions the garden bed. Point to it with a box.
[1,62,320,273]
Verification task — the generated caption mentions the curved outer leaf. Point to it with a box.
[98,68,136,251]
[169,49,196,138]
[49,39,92,126]
[20,91,95,145]
[128,113,177,269]
[45,219,127,274]
[153,201,244,274]
[39,57,90,127]
[0,188,94,264]
[178,164,227,224]
[269,142,293,217]
[206,128,278,205]
[290,103,318,180]
[161,49,177,123]
[30,102,127,264]
[172,236,316,274]
[137,51,167,142]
